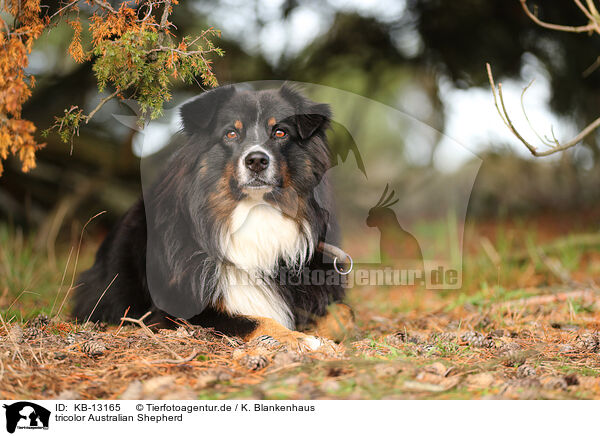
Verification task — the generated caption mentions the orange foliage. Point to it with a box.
[0,0,46,175]
[1,0,221,175]
[68,17,85,63]
[88,2,153,48]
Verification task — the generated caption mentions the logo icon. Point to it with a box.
[366,183,424,269]
[3,402,50,433]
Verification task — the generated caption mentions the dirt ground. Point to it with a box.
[1,212,600,400]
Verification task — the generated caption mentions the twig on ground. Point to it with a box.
[121,312,182,360]
[114,306,131,336]
[148,349,201,365]
[495,289,596,308]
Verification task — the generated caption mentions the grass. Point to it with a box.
[1,209,600,399]
[0,225,96,322]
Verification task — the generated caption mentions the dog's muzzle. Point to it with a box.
[239,146,277,189]
[244,151,270,174]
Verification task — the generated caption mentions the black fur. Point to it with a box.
[73,85,345,334]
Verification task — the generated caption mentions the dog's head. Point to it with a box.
[179,84,332,205]
[146,85,336,318]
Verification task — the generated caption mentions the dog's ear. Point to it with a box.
[279,84,331,140]
[296,103,331,139]
[180,85,236,134]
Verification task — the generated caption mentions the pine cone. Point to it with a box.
[23,327,46,341]
[429,332,457,343]
[501,349,527,367]
[239,354,269,370]
[416,344,437,355]
[575,333,599,352]
[385,331,409,347]
[386,331,423,347]
[461,331,494,348]
[66,331,93,344]
[516,364,537,378]
[28,314,50,329]
[81,339,107,357]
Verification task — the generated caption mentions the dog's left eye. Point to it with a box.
[226,130,238,139]
[274,129,287,138]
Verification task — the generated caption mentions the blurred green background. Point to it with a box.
[3,1,600,226]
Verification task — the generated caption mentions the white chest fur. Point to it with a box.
[216,198,313,329]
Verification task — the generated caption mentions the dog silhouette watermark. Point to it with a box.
[3,402,50,433]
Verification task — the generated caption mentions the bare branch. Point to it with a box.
[486,63,600,157]
[159,0,171,28]
[519,79,553,147]
[582,55,600,77]
[573,0,600,33]
[91,0,117,14]
[586,0,600,17]
[48,0,80,20]
[85,80,135,123]
[519,0,597,33]
[156,0,172,46]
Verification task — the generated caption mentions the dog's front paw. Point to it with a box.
[264,330,322,352]
[246,318,324,352]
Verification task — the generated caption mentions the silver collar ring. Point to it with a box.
[333,254,353,275]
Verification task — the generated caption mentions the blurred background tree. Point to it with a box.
[1,0,599,243]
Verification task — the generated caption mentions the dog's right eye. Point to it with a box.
[225,130,238,139]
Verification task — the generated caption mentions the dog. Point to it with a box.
[72,84,354,350]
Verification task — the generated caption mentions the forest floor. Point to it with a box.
[1,210,600,400]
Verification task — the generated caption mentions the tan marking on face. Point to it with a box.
[208,162,237,226]
[267,117,276,127]
[281,161,291,189]
[234,120,243,130]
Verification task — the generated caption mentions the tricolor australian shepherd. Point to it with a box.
[72,85,353,350]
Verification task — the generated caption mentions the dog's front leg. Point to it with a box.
[190,309,325,352]
[244,316,323,352]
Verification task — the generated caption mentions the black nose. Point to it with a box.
[244,151,270,173]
